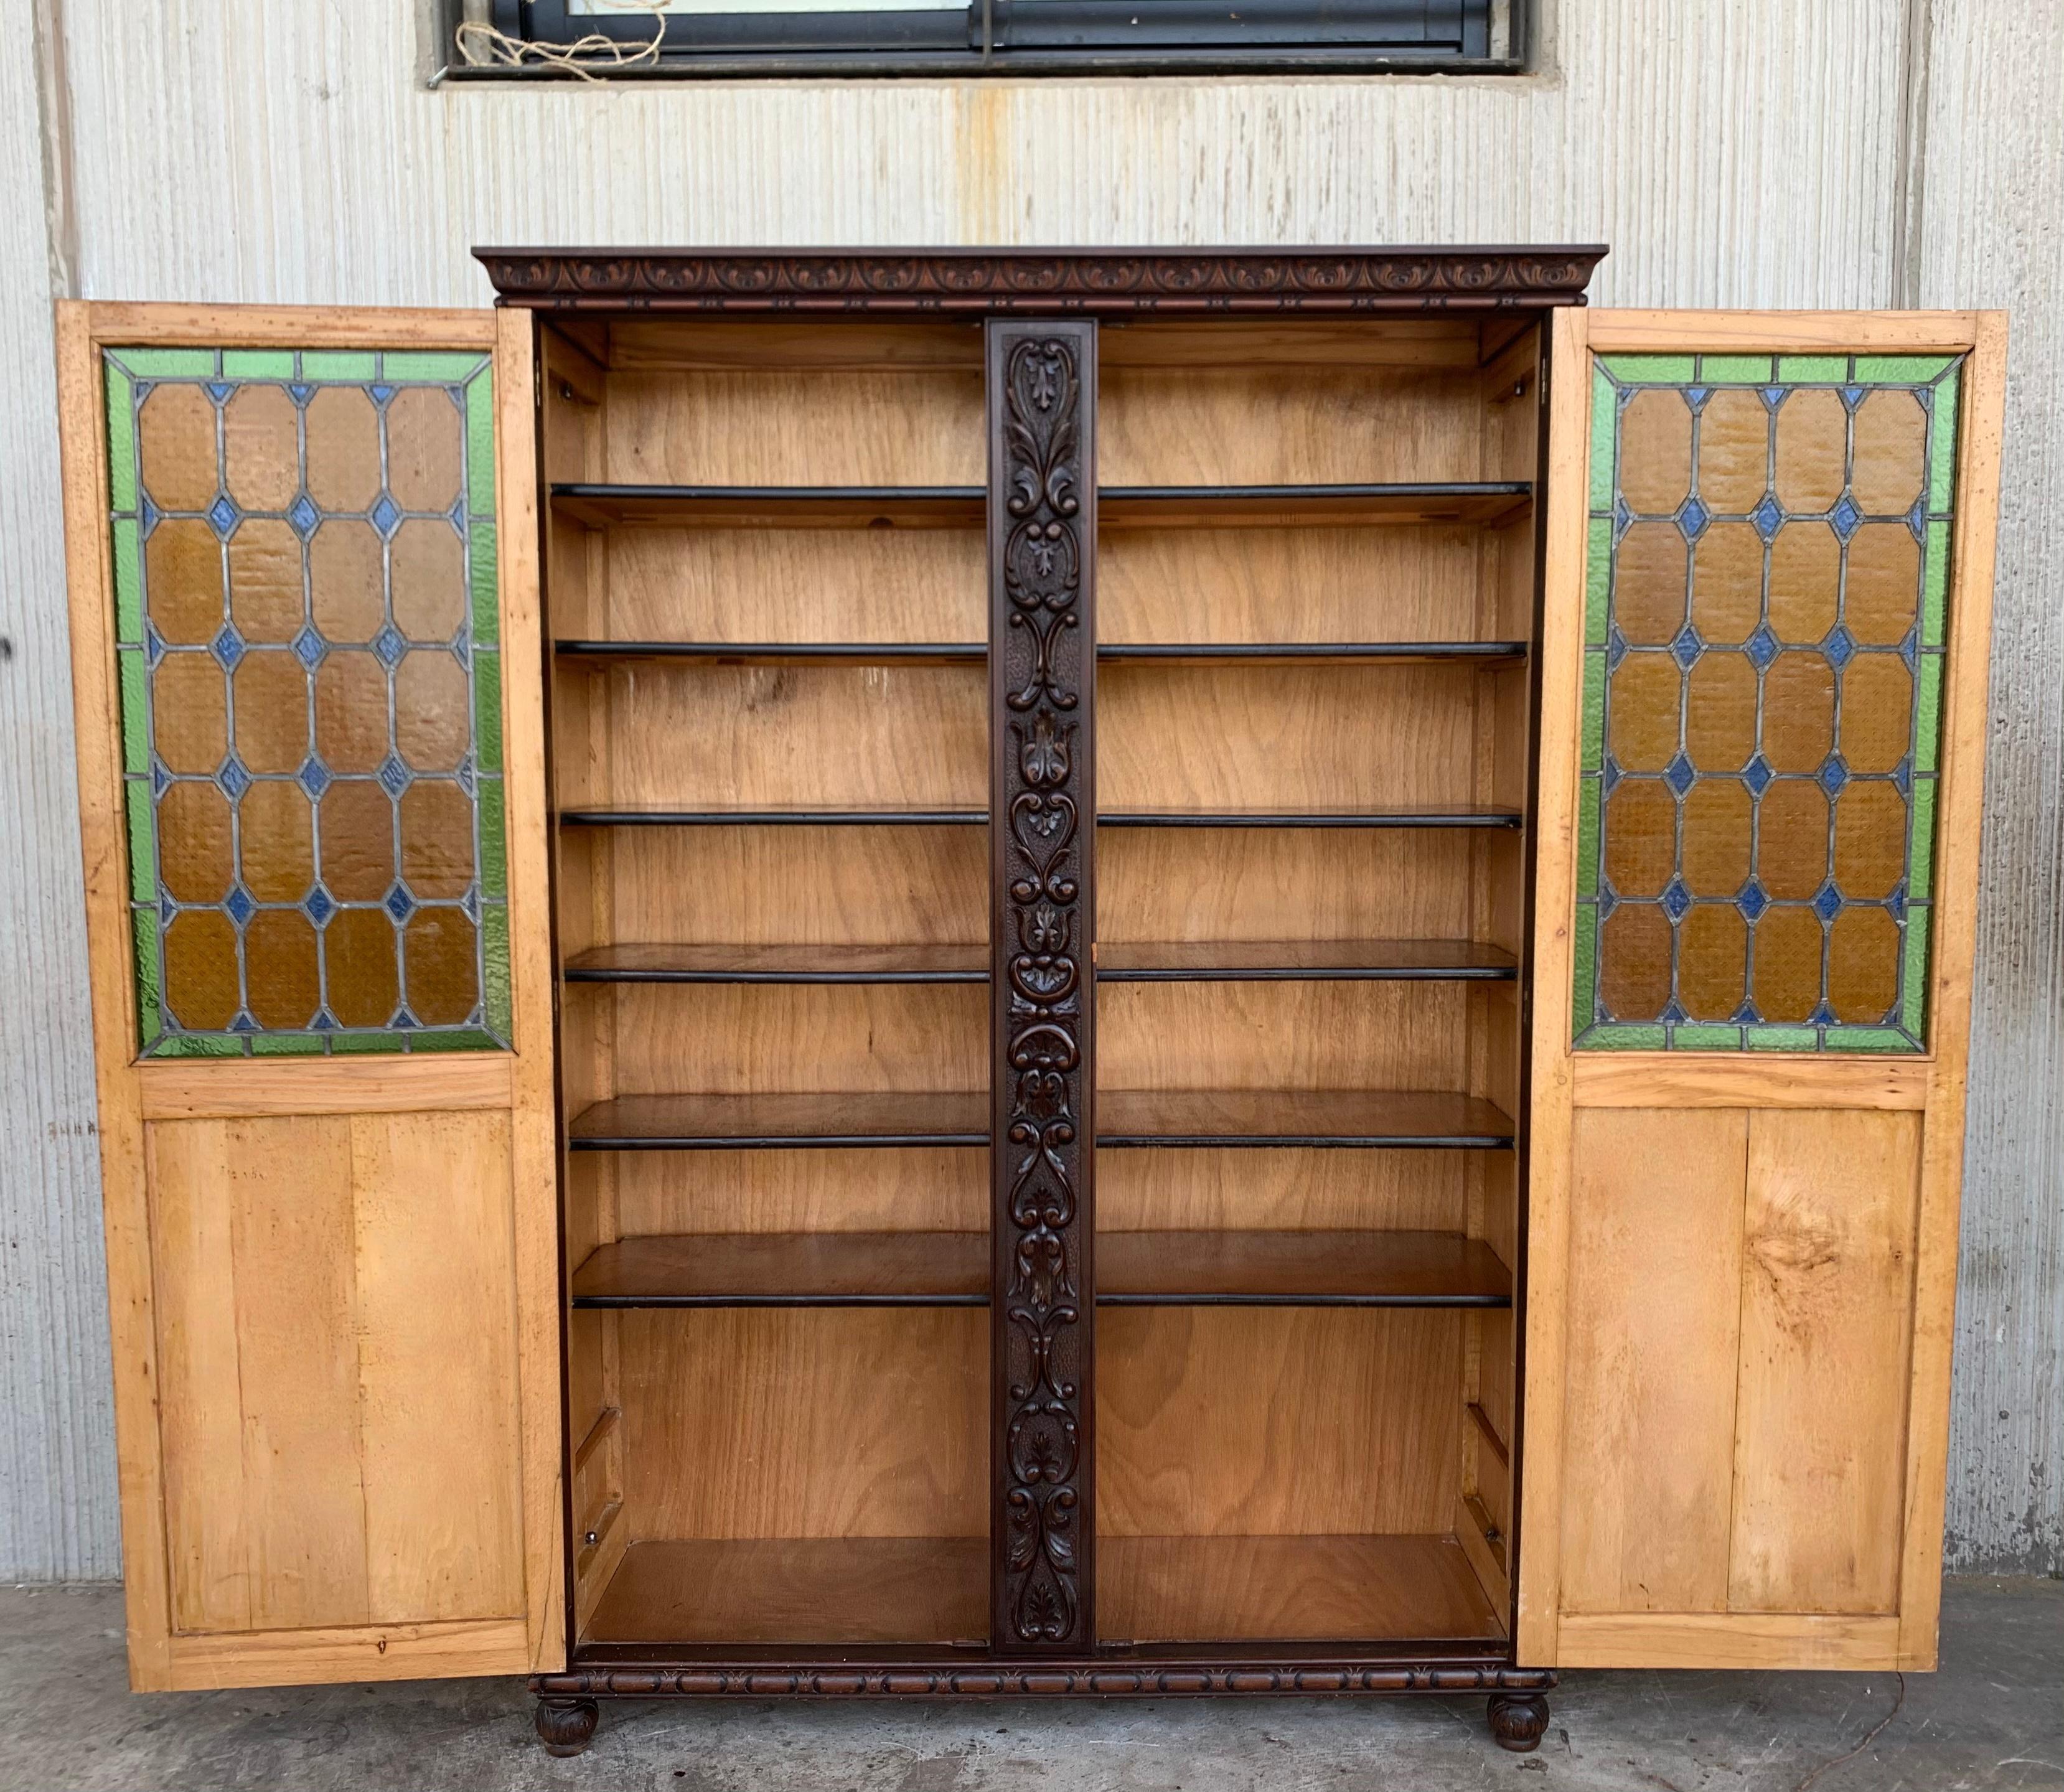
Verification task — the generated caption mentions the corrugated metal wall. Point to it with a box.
[0,0,2055,1580]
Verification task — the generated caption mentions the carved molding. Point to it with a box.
[991,323,1094,1651]
[535,1664,1557,1697]
[476,250,1607,314]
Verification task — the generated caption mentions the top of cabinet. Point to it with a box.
[473,246,1608,316]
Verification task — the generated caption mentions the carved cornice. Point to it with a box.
[475,248,1606,314]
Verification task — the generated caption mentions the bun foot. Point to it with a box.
[1488,1691,1550,1753]
[536,1696,600,1757]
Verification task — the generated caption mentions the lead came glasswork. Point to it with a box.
[1575,351,1962,1052]
[104,345,509,1056]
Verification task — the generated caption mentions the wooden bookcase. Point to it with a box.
[52,256,2005,1758]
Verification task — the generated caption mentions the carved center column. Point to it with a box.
[988,319,1096,1652]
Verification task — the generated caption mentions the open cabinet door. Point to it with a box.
[1519,308,2005,1671]
[56,303,562,1689]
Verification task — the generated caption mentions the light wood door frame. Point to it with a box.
[1519,307,2007,1671]
[57,301,563,1689]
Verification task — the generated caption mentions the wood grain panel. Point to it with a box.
[1574,1053,1928,1111]
[1559,1107,1748,1616]
[138,1054,513,1119]
[1099,1146,1468,1232]
[1099,1308,1461,1536]
[1728,1108,1921,1615]
[1554,1611,1905,1670]
[616,1147,987,1237]
[619,1309,985,1539]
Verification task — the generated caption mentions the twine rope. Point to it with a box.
[455,1,671,78]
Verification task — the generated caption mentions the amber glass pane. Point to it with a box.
[245,910,321,1030]
[1827,908,1900,1022]
[318,781,397,900]
[1851,390,1926,514]
[1833,782,1908,900]
[223,386,300,510]
[233,650,311,773]
[1753,906,1824,1023]
[1600,904,1672,1020]
[239,780,316,903]
[394,652,470,771]
[404,909,479,1026]
[1774,390,1847,512]
[1697,389,1770,512]
[1841,657,1914,772]
[228,519,304,643]
[1678,906,1748,1021]
[315,653,391,772]
[1620,390,1692,514]
[391,521,466,640]
[385,388,464,512]
[1691,523,1763,645]
[304,387,381,511]
[1681,780,1752,897]
[1757,781,1831,900]
[1762,653,1836,771]
[1603,779,1675,897]
[1844,525,1921,645]
[1613,524,1689,645]
[137,385,218,512]
[1768,524,1840,645]
[144,519,224,646]
[163,910,240,1031]
[157,782,234,904]
[152,656,229,774]
[310,520,386,644]
[1608,656,1681,772]
[324,906,400,1028]
[400,781,474,898]
[1686,653,1757,771]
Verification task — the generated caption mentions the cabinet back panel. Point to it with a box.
[1102,526,1489,646]
[616,1146,987,1237]
[619,1309,985,1539]
[1099,319,1486,372]
[584,982,986,1096]
[1099,1307,1461,1536]
[1099,1146,1469,1232]
[595,663,985,809]
[1100,664,1483,811]
[604,370,983,486]
[1099,829,1474,943]
[603,527,984,644]
[606,825,986,946]
[1100,980,1469,1092]
[606,319,985,374]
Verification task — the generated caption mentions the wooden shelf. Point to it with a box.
[559,805,988,828]
[1099,1089,1516,1148]
[555,640,985,666]
[568,1228,1508,1308]
[550,484,985,528]
[1099,482,1533,528]
[1097,939,1517,982]
[1099,1534,1506,1644]
[1098,806,1522,830]
[1099,641,1527,665]
[569,1091,987,1150]
[554,640,1526,668]
[564,943,987,984]
[586,1537,989,1647]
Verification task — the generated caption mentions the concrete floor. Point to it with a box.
[1,1579,2056,1792]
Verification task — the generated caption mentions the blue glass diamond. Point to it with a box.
[1841,385,1865,410]
[228,1008,260,1033]
[1810,1000,1837,1026]
[139,494,161,536]
[1732,1000,1762,1025]
[293,625,326,669]
[1819,755,1850,797]
[391,1006,419,1031]
[378,754,411,797]
[370,383,395,405]
[289,382,314,405]
[1664,753,1696,796]
[1907,496,1927,539]
[1824,624,1857,670]
[297,754,332,799]
[1746,624,1780,670]
[1597,887,1619,922]
[384,882,416,924]
[1893,758,1912,796]
[371,494,401,537]
[1613,495,1633,536]
[1607,626,1630,672]
[1686,385,1710,410]
[461,885,481,922]
[304,884,335,926]
[217,755,251,801]
[159,890,177,924]
[133,380,155,405]
[1601,757,1623,797]
[210,624,246,671]
[373,624,406,670]
[1738,879,1770,921]
[456,757,476,797]
[1661,999,1688,1024]
[1671,625,1705,668]
[1831,494,1862,541]
[145,622,166,667]
[207,495,240,538]
[1761,386,1786,410]
[1677,495,1711,540]
[1900,631,1918,672]
[1743,753,1773,798]
[1752,494,1784,541]
[288,493,320,538]
[1888,886,1908,921]
[311,1008,338,1031]
[1662,878,1692,920]
[225,884,255,926]
[1813,881,1844,922]
[446,494,467,528]
[151,756,172,798]
[205,381,232,404]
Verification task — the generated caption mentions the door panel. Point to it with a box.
[1521,308,2005,1671]
[57,303,561,1689]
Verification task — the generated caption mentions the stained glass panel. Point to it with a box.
[105,347,509,1056]
[1575,352,1961,1053]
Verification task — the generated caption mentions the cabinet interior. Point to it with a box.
[540,312,1542,1654]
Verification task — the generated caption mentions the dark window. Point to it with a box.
[451,0,1519,78]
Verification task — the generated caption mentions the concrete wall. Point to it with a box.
[1,0,2056,1580]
